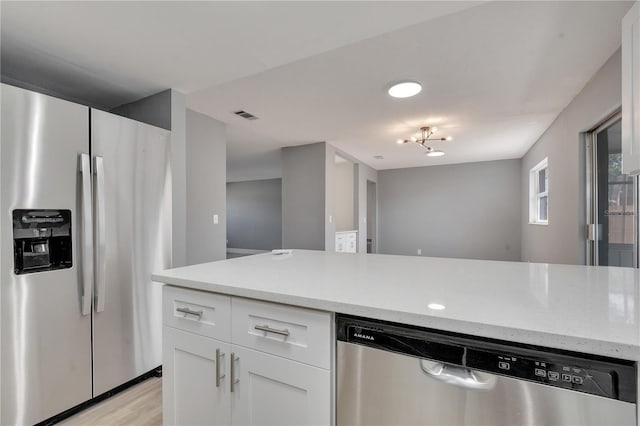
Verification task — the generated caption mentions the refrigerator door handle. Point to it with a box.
[80,153,93,316]
[94,156,107,313]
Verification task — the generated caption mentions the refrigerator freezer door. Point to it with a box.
[90,109,172,395]
[1,84,93,425]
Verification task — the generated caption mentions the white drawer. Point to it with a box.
[231,298,331,369]
[163,285,231,341]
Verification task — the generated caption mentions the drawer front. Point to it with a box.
[231,298,331,369]
[163,285,231,341]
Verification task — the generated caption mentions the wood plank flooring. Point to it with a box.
[59,377,162,425]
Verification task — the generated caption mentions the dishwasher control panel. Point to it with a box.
[466,349,617,399]
[337,314,637,403]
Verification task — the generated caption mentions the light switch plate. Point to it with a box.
[213,214,219,225]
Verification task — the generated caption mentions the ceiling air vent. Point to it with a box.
[233,110,259,120]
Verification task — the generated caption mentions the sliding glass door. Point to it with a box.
[587,113,638,267]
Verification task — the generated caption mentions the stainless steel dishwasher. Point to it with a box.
[336,315,637,426]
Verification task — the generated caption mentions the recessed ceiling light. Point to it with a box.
[426,150,445,157]
[388,81,422,98]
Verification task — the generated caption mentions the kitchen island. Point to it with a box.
[153,250,640,425]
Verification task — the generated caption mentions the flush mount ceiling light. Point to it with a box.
[426,149,445,157]
[397,126,452,157]
[388,81,422,98]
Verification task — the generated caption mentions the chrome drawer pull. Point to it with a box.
[230,353,239,392]
[215,349,225,388]
[254,324,290,337]
[176,307,203,318]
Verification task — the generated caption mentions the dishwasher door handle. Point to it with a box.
[420,360,496,391]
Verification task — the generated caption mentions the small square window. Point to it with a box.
[529,158,548,225]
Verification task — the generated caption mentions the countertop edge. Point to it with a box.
[152,273,640,362]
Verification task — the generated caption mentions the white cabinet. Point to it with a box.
[622,2,640,175]
[163,286,332,426]
[230,345,331,426]
[163,327,231,426]
[335,230,357,253]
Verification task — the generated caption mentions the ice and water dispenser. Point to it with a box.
[13,210,72,274]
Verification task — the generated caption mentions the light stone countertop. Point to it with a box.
[152,249,640,361]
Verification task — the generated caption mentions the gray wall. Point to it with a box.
[378,159,521,261]
[324,144,336,251]
[110,90,171,130]
[227,179,282,250]
[334,157,355,231]
[106,88,187,267]
[521,49,622,265]
[282,142,326,250]
[367,180,377,252]
[281,142,377,253]
[355,162,378,253]
[325,144,375,252]
[186,109,227,264]
[171,91,187,267]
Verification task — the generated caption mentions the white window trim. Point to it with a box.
[529,157,548,225]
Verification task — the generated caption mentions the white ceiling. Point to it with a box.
[187,1,633,180]
[1,1,633,181]
[1,1,478,107]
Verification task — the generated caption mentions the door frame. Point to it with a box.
[585,110,638,267]
[366,179,377,254]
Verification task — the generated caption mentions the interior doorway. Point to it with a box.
[366,180,377,253]
[586,112,638,267]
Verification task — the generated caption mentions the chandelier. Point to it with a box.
[397,126,452,157]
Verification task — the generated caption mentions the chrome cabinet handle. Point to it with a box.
[215,349,225,388]
[79,153,93,316]
[94,156,106,313]
[254,324,290,337]
[176,307,203,318]
[420,360,496,391]
[230,353,239,392]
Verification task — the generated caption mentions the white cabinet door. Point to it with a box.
[622,1,640,175]
[163,326,231,426]
[345,232,357,253]
[336,231,357,253]
[230,345,331,426]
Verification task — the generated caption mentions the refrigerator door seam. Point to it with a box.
[94,156,106,313]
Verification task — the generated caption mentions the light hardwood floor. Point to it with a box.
[60,378,162,425]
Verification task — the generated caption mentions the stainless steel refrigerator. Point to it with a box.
[1,84,172,425]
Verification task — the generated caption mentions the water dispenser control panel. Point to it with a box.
[13,209,72,274]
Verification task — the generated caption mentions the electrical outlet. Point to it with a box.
[417,248,422,255]
[213,214,219,225]
[329,215,333,223]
